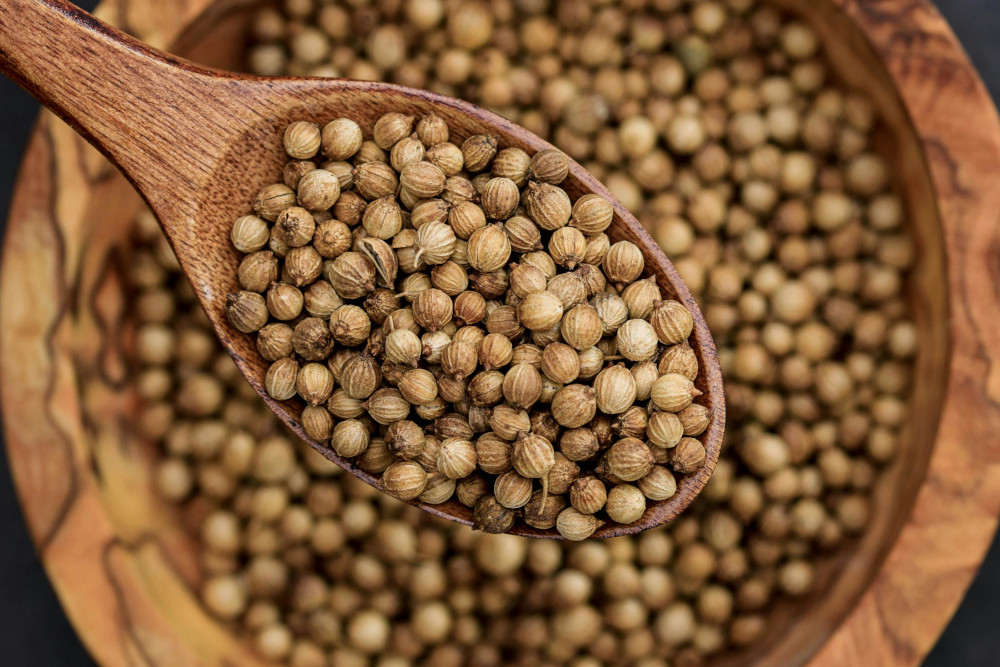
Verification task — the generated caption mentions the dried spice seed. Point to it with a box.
[226,106,705,542]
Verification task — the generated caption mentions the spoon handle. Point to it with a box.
[0,0,237,209]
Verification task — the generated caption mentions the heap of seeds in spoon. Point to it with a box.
[226,111,710,538]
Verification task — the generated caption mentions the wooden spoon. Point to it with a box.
[0,0,723,538]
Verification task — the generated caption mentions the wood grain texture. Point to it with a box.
[0,0,724,538]
[1,0,999,665]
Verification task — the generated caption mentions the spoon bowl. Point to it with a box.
[0,0,723,537]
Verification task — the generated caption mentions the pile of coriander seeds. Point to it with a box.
[226,109,711,540]
[133,0,918,664]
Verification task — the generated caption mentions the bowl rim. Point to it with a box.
[3,0,1000,665]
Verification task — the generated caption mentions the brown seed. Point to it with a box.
[621,278,662,321]
[227,291,269,333]
[362,197,403,240]
[366,388,411,424]
[321,118,363,160]
[495,470,534,509]
[570,476,608,515]
[529,149,570,184]
[312,220,352,259]
[389,136,426,172]
[616,319,659,362]
[476,433,513,474]
[603,437,656,482]
[546,273,588,310]
[357,435,395,474]
[468,370,505,406]
[651,374,702,412]
[301,404,333,442]
[541,343,580,385]
[385,329,422,367]
[605,484,646,524]
[480,177,520,220]
[502,363,544,410]
[603,241,645,287]
[467,224,512,272]
[509,263,547,299]
[659,342,700,381]
[556,507,604,541]
[583,234,611,266]
[525,182,572,230]
[293,317,335,361]
[548,453,580,495]
[329,305,371,346]
[454,290,487,325]
[456,473,490,508]
[517,291,564,330]
[416,113,449,146]
[437,438,478,479]
[326,252,376,299]
[560,428,600,462]
[513,432,555,482]
[333,191,367,225]
[274,207,316,248]
[461,135,499,172]
[473,495,516,533]
[488,404,531,441]
[420,473,457,505]
[231,214,270,253]
[341,353,382,400]
[373,112,415,149]
[678,404,713,436]
[430,261,469,296]
[639,466,677,501]
[401,161,447,199]
[297,169,341,211]
[353,162,399,200]
[570,194,614,235]
[415,221,457,266]
[265,357,299,400]
[332,419,370,458]
[284,121,320,160]
[577,346,604,380]
[491,147,531,186]
[594,364,638,415]
[648,411,684,448]
[296,363,335,405]
[671,437,707,474]
[471,269,511,299]
[253,183,296,221]
[560,304,603,350]
[380,461,427,501]
[485,304,524,340]
[651,300,695,345]
[412,289,454,331]
[548,227,587,269]
[478,333,514,370]
[511,343,543,369]
[522,491,566,530]
[551,384,597,428]
[411,198,451,229]
[448,201,487,240]
[385,420,426,460]
[505,216,543,252]
[591,292,629,336]
[398,368,440,405]
[257,323,294,361]
[427,143,466,177]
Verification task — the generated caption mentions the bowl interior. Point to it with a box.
[3,0,949,665]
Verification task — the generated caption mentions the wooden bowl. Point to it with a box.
[3,0,1000,665]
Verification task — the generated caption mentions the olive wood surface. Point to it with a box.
[0,0,724,539]
[1,0,1000,665]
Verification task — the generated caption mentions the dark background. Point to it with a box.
[1,0,998,664]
